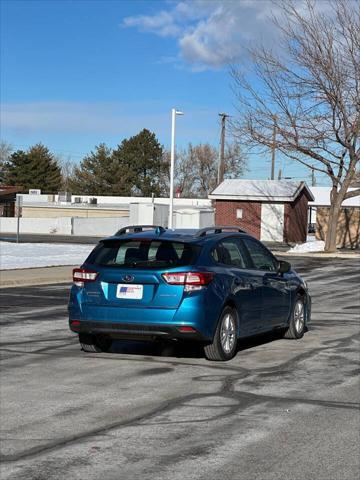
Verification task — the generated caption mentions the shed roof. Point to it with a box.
[209,179,314,202]
[0,186,23,197]
[309,187,360,207]
[0,186,23,200]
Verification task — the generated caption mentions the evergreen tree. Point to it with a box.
[68,143,132,195]
[113,129,164,196]
[4,143,62,193]
[67,131,164,196]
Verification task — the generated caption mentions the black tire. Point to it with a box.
[283,295,305,339]
[79,333,113,353]
[204,306,238,361]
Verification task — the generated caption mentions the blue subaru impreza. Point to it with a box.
[68,225,311,361]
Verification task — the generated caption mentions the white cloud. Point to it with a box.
[122,0,280,70]
[122,10,181,37]
[122,0,345,71]
[179,5,244,69]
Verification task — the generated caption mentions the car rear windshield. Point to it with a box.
[86,239,200,269]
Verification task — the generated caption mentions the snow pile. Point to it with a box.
[288,240,325,253]
[0,242,95,270]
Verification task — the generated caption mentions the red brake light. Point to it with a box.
[178,326,196,333]
[73,268,98,286]
[70,320,81,331]
[162,272,214,286]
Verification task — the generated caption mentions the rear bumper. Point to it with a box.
[68,285,222,341]
[69,319,207,341]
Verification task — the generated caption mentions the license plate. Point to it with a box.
[116,284,143,299]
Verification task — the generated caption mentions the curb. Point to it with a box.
[0,265,75,289]
[0,278,71,289]
[273,251,360,258]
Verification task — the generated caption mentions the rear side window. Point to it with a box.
[87,239,200,269]
[242,238,277,272]
[211,239,249,268]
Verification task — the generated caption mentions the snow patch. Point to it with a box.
[0,242,94,270]
[288,240,325,253]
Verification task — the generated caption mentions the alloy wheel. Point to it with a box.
[220,313,236,354]
[294,300,305,334]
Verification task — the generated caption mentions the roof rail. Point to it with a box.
[115,225,166,236]
[194,226,248,237]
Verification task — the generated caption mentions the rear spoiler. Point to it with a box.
[115,225,166,236]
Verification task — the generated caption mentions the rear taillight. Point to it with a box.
[73,268,98,287]
[162,272,214,291]
[70,320,81,331]
[178,326,197,333]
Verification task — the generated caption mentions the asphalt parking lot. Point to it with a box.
[0,257,359,480]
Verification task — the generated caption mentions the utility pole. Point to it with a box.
[16,194,22,243]
[271,115,277,180]
[311,167,316,187]
[217,113,229,185]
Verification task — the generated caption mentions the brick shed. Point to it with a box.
[209,179,314,243]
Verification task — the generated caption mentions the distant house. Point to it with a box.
[0,186,23,217]
[209,179,314,243]
[309,187,360,249]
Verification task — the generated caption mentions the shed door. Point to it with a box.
[260,203,284,242]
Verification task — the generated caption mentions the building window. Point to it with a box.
[236,208,243,219]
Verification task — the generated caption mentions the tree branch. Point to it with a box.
[344,188,360,200]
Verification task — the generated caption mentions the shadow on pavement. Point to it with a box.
[107,330,286,360]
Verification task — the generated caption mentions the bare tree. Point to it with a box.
[191,143,219,197]
[0,141,13,182]
[59,156,76,192]
[350,169,360,187]
[174,146,198,197]
[192,142,247,197]
[159,146,200,197]
[162,142,247,198]
[223,142,247,180]
[231,0,359,251]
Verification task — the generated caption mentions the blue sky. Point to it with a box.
[0,0,326,184]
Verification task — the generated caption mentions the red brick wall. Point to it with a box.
[214,200,262,239]
[284,191,308,243]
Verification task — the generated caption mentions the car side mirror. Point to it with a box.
[277,260,291,274]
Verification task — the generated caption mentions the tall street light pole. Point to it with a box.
[169,108,183,229]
